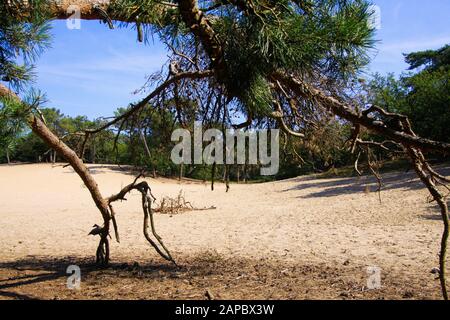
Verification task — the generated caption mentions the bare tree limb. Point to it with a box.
[272,72,450,154]
[85,70,214,135]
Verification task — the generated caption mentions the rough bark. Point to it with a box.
[5,0,170,22]
[0,85,18,100]
[177,0,225,75]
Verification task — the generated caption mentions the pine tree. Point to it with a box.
[1,0,450,299]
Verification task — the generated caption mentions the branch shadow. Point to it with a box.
[282,166,450,199]
[0,256,98,300]
[0,252,229,299]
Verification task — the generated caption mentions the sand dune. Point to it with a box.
[0,163,448,299]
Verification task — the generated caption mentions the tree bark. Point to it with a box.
[6,0,170,23]
[177,0,225,75]
[29,115,112,265]
[29,116,110,220]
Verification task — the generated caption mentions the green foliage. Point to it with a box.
[403,68,450,142]
[405,44,450,71]
[368,44,450,143]
[0,0,51,88]
[0,92,30,162]
[367,73,406,113]
[213,0,375,117]
[109,0,181,44]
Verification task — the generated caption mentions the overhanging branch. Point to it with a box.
[271,72,450,154]
[5,0,173,23]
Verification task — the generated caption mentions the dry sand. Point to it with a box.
[0,163,448,300]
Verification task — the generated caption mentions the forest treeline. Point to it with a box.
[1,44,449,181]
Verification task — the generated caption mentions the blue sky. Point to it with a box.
[32,0,450,119]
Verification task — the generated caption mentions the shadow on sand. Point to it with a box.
[281,166,450,199]
[0,252,226,300]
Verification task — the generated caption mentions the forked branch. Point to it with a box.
[107,176,176,265]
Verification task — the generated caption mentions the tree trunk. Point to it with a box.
[91,143,96,164]
[179,163,184,181]
[6,149,10,165]
[29,115,111,265]
[243,163,247,183]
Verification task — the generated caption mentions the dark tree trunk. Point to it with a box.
[6,149,10,165]
[91,143,96,164]
[179,163,184,181]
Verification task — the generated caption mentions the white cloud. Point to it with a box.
[36,50,167,96]
[377,36,450,56]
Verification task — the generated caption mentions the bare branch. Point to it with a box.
[272,72,450,153]
[85,70,213,135]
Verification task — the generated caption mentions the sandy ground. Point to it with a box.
[0,163,448,300]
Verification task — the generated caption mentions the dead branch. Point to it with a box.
[154,190,217,215]
[408,147,449,300]
[107,177,176,264]
[271,101,305,138]
[272,72,450,154]
[85,70,214,135]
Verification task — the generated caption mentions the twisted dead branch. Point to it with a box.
[154,190,217,215]
[107,174,176,264]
